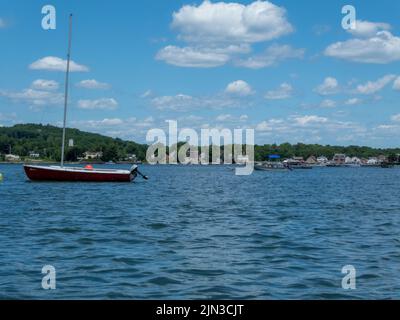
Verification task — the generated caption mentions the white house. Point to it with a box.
[84,151,103,160]
[236,154,249,164]
[5,154,20,162]
[317,156,328,164]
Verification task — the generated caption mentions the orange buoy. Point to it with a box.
[85,165,94,170]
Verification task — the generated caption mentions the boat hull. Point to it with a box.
[24,165,135,182]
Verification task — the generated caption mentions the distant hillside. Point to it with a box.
[0,124,148,162]
[1,124,399,163]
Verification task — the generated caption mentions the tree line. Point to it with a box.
[1,124,399,162]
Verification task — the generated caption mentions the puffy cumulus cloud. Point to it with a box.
[225,80,254,96]
[235,44,304,69]
[31,79,59,91]
[157,1,300,69]
[355,75,396,94]
[265,83,293,100]
[347,20,391,38]
[314,77,339,95]
[0,88,63,106]
[171,0,293,44]
[29,56,89,72]
[77,98,118,110]
[76,79,110,90]
[393,77,400,91]
[325,31,400,64]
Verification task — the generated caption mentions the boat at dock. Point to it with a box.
[254,162,292,171]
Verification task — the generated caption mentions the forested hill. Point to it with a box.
[0,123,399,162]
[0,124,148,161]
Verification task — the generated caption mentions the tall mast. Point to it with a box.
[61,14,73,167]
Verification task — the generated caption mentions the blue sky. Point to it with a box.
[1,0,400,147]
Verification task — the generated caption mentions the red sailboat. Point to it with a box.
[24,15,147,183]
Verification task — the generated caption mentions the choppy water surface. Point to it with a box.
[0,164,399,299]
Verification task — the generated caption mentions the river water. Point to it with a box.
[0,164,399,299]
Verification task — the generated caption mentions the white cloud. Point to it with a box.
[156,45,231,68]
[391,114,400,122]
[71,117,156,140]
[77,98,118,110]
[151,94,195,111]
[0,18,6,28]
[79,118,124,126]
[140,90,153,98]
[393,77,400,90]
[31,79,59,91]
[215,114,248,122]
[76,79,110,90]
[265,83,293,100]
[348,20,391,38]
[256,120,272,132]
[325,31,400,64]
[345,98,362,106]
[355,75,396,94]
[157,1,298,69]
[314,77,339,95]
[225,80,253,96]
[236,44,304,69]
[171,0,293,44]
[319,99,336,108]
[0,88,63,106]
[150,93,246,111]
[293,115,328,126]
[29,56,89,72]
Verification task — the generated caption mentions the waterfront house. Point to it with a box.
[378,155,388,163]
[345,156,361,164]
[5,154,20,162]
[306,156,317,164]
[333,154,346,165]
[317,156,328,164]
[84,151,103,160]
[367,157,378,165]
[351,157,361,164]
[293,156,305,163]
[236,154,250,164]
[285,156,304,165]
[125,154,137,162]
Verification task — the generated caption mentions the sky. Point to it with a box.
[0,0,400,147]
